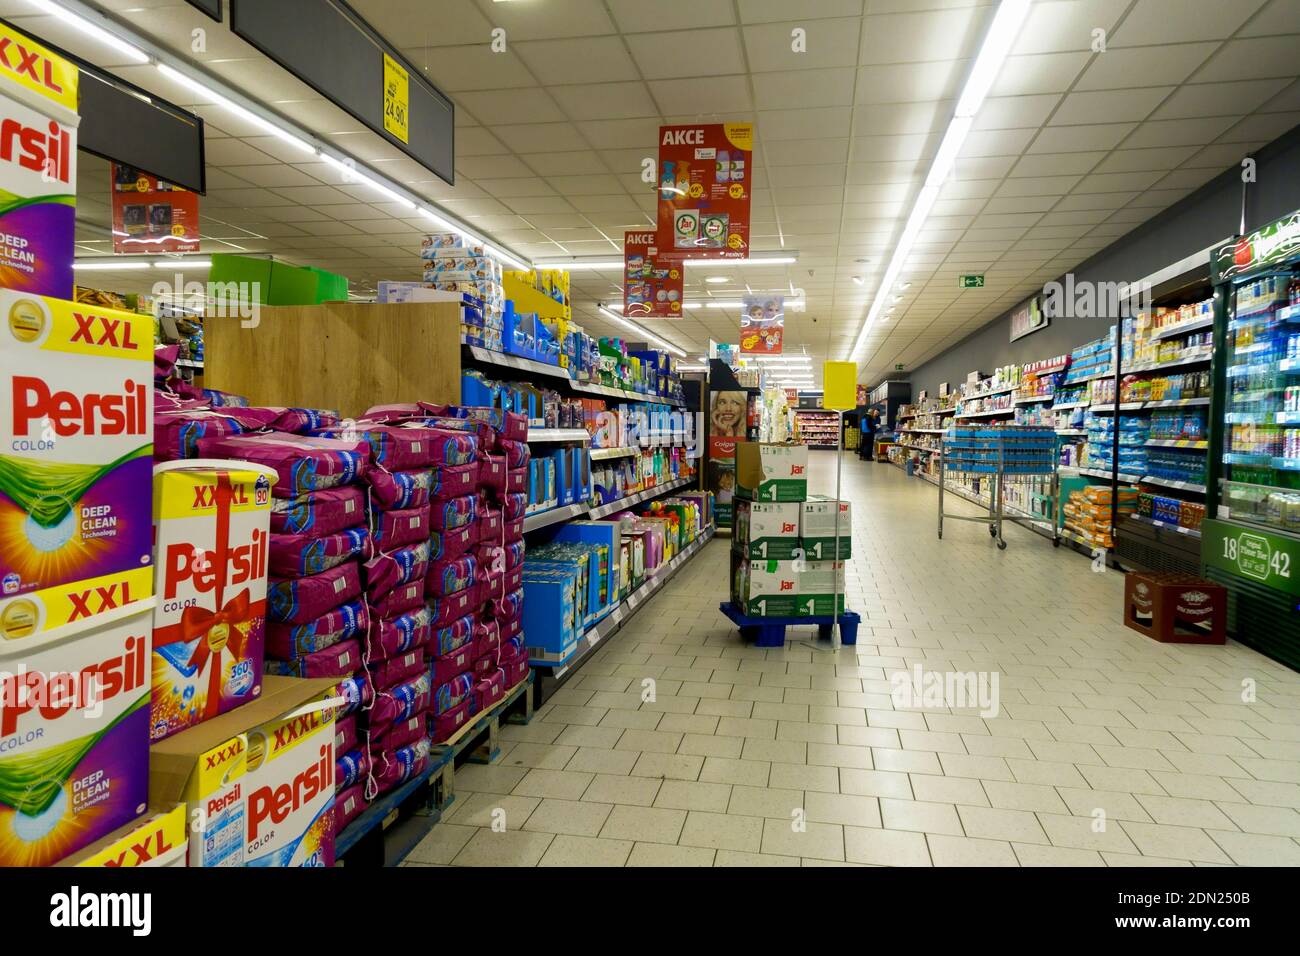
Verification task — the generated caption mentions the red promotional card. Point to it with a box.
[624,229,685,318]
[656,123,752,259]
[111,163,200,254]
[740,294,784,355]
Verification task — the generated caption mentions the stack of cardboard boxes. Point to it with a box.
[729,444,851,618]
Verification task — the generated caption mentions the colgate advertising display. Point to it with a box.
[150,462,275,741]
[0,22,78,299]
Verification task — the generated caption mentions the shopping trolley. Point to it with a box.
[937,425,1059,550]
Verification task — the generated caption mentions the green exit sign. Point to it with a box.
[960,274,985,288]
[894,363,905,371]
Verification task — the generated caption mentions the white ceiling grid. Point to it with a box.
[8,0,1300,385]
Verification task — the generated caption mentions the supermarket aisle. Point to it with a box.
[409,452,1300,867]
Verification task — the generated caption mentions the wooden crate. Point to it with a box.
[204,301,462,417]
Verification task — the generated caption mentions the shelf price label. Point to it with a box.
[1203,519,1300,597]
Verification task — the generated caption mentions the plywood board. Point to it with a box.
[204,301,462,417]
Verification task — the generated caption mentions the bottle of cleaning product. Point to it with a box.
[716,150,729,183]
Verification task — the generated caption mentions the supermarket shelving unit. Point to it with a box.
[794,407,841,449]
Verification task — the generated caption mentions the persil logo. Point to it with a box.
[206,784,240,818]
[0,113,70,182]
[0,634,146,736]
[11,377,147,438]
[163,529,267,600]
[247,744,332,840]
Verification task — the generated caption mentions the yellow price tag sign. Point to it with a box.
[669,268,679,279]
[727,233,744,250]
[688,182,704,199]
[171,224,186,237]
[136,177,150,192]
[728,183,744,199]
[382,52,410,144]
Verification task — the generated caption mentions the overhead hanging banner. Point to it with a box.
[623,229,684,318]
[740,294,784,354]
[0,21,78,299]
[111,164,201,254]
[657,123,752,259]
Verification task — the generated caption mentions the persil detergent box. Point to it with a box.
[0,22,80,299]
[0,598,154,867]
[147,675,340,867]
[243,694,336,867]
[0,290,153,601]
[58,802,187,867]
[150,461,276,741]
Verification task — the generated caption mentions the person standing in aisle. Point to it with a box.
[859,408,879,461]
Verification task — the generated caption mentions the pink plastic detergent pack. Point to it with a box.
[270,527,370,577]
[426,554,476,597]
[269,561,362,624]
[264,638,360,678]
[367,467,432,510]
[369,671,432,736]
[367,603,433,660]
[265,596,368,658]
[365,540,431,599]
[197,432,368,497]
[270,485,366,536]
[310,423,440,470]
[372,738,432,793]
[371,504,430,549]
[367,648,426,691]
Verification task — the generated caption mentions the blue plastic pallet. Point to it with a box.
[720,602,860,648]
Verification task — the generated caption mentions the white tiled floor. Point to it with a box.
[407,452,1300,867]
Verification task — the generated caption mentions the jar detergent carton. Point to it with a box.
[147,675,340,867]
[150,461,276,741]
[0,598,154,867]
[0,290,153,602]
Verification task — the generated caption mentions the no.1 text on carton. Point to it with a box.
[732,498,800,559]
[801,496,852,559]
[799,560,846,616]
[735,442,808,502]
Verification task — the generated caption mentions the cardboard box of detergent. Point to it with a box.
[57,802,188,867]
[800,496,852,559]
[733,498,801,559]
[0,290,153,602]
[729,551,799,617]
[148,675,340,867]
[150,461,276,741]
[0,598,155,867]
[735,442,808,502]
[799,560,846,616]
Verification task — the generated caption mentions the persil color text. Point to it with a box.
[244,698,336,867]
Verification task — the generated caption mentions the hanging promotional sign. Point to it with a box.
[657,123,752,259]
[111,164,201,254]
[624,230,684,318]
[0,22,79,299]
[740,294,784,354]
[856,385,868,407]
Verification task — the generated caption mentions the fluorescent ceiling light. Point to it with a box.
[848,0,1030,363]
[29,0,148,63]
[706,276,729,284]
[548,260,623,271]
[597,306,687,358]
[684,256,796,267]
[74,260,151,270]
[956,0,1033,118]
[898,282,912,290]
[852,276,864,285]
[318,151,416,209]
[156,64,313,153]
[152,258,211,268]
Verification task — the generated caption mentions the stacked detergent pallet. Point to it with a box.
[723,443,859,646]
[154,392,531,853]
